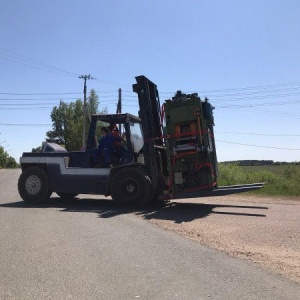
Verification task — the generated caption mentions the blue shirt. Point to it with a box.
[98,134,121,152]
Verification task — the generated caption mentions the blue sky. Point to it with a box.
[1,0,300,162]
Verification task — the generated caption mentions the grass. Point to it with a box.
[238,165,290,176]
[218,163,300,197]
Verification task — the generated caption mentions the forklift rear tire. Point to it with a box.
[110,167,153,208]
[18,166,52,204]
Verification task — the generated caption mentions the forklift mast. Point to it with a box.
[133,76,164,190]
[132,76,218,196]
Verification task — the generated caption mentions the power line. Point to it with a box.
[158,82,300,105]
[215,131,300,137]
[213,92,300,103]
[219,106,300,119]
[217,139,300,151]
[0,92,81,96]
[0,47,132,88]
[2,84,300,100]
[0,108,53,110]
[1,122,300,151]
[0,47,80,78]
[205,86,300,98]
[188,81,300,95]
[0,103,59,106]
[0,123,51,126]
[0,98,79,101]
[217,99,300,108]
[93,77,129,88]
[2,46,300,94]
[1,97,299,105]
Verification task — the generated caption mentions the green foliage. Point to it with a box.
[0,146,18,169]
[46,89,104,151]
[87,89,99,116]
[6,156,18,168]
[0,146,8,167]
[218,163,300,197]
[32,146,42,153]
[217,163,245,186]
[64,99,84,151]
[46,99,84,151]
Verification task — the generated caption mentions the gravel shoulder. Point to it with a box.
[140,195,300,284]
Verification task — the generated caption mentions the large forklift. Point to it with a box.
[18,76,264,207]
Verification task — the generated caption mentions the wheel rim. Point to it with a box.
[25,175,42,195]
[120,178,139,198]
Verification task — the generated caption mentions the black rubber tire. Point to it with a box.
[18,166,52,204]
[110,167,153,208]
[57,193,78,200]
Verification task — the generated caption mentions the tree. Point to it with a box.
[46,89,105,151]
[46,100,69,145]
[87,89,99,116]
[0,146,8,168]
[6,156,18,168]
[0,147,18,168]
[64,99,84,151]
[46,99,83,151]
[32,146,43,153]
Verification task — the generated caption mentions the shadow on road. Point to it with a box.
[138,202,268,223]
[0,196,268,223]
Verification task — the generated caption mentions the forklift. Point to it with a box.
[18,76,264,207]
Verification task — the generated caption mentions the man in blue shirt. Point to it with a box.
[97,126,121,167]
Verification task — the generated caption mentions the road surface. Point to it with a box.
[0,169,299,299]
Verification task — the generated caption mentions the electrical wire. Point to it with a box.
[0,47,133,88]
[0,47,80,77]
[159,81,300,95]
[0,122,51,126]
[0,92,81,96]
[216,139,300,151]
[215,131,300,137]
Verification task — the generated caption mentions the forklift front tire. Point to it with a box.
[110,167,153,208]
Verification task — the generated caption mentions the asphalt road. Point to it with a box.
[0,169,299,300]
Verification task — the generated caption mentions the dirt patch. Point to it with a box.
[139,195,300,284]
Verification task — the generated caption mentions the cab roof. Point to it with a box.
[91,113,141,124]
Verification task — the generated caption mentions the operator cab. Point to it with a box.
[85,113,144,167]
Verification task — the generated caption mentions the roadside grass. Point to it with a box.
[218,163,300,197]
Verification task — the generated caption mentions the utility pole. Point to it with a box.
[79,74,95,149]
[117,88,122,132]
[116,88,122,113]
